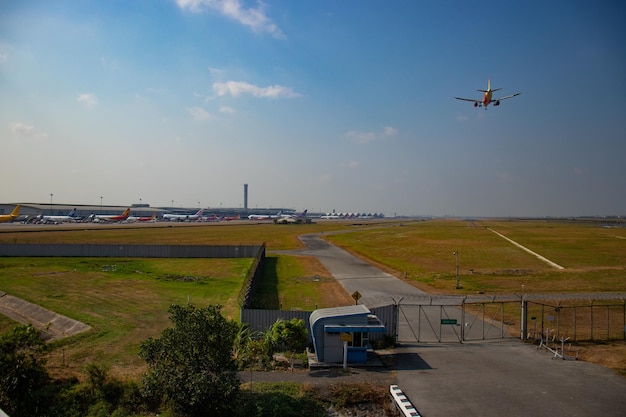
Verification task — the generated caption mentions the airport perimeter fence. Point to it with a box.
[237,243,266,309]
[524,300,626,342]
[0,243,262,258]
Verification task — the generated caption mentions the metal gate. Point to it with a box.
[396,297,519,343]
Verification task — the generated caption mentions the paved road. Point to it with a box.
[396,340,626,417]
[298,233,427,305]
[292,233,626,417]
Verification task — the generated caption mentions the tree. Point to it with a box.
[268,318,308,370]
[139,304,240,417]
[0,324,49,417]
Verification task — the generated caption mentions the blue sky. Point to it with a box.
[2,1,625,217]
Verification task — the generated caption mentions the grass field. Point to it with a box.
[0,222,363,378]
[325,219,626,294]
[0,218,624,377]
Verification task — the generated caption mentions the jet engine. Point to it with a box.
[473,102,478,107]
[494,100,500,106]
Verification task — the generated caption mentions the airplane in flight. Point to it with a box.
[0,205,20,223]
[454,79,521,109]
[162,209,203,222]
[248,211,282,221]
[39,208,80,224]
[92,208,131,223]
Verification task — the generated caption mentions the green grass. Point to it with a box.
[254,254,351,310]
[326,219,626,294]
[0,257,249,376]
[0,222,359,378]
[1,218,624,378]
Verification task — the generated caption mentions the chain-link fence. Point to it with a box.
[524,300,626,342]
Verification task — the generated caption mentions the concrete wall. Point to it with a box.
[240,304,396,343]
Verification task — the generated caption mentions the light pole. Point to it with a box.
[453,251,460,289]
[49,193,53,215]
[100,196,103,214]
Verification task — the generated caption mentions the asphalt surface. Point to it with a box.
[293,233,626,417]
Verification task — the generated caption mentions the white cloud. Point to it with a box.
[10,122,48,141]
[383,126,398,137]
[344,126,398,144]
[219,106,235,114]
[187,106,214,121]
[208,66,225,77]
[77,93,98,108]
[213,81,300,98]
[0,42,9,63]
[176,0,284,38]
[344,130,376,144]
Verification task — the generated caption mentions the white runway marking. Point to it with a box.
[487,228,565,270]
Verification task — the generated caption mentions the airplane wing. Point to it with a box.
[493,92,521,101]
[454,97,480,103]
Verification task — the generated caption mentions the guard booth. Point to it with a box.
[309,304,386,364]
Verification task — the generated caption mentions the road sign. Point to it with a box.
[340,333,352,342]
[351,290,362,304]
[441,319,458,325]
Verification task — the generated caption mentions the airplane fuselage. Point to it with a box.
[483,90,492,107]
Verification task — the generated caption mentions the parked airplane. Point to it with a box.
[0,205,20,223]
[248,211,282,220]
[454,79,520,109]
[126,213,157,223]
[276,210,308,224]
[92,208,131,223]
[201,214,220,222]
[278,209,307,220]
[162,209,203,222]
[221,214,241,221]
[39,208,80,223]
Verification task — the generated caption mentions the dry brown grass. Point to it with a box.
[575,341,626,376]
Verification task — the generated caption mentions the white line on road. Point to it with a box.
[487,228,565,270]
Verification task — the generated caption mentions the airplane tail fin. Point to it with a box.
[122,208,130,216]
[11,205,21,217]
[69,208,77,217]
[478,78,491,93]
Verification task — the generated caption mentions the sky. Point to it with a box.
[2,1,625,217]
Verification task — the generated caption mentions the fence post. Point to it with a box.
[589,299,594,341]
[606,305,610,341]
[520,298,527,340]
[461,297,466,342]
